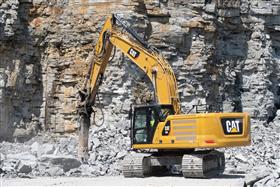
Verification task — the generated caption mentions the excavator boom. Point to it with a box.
[82,15,180,114]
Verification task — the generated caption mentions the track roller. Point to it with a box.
[122,154,151,177]
[182,150,225,178]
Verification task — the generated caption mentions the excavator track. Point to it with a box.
[182,150,225,178]
[215,150,225,174]
[122,154,151,177]
[122,150,225,178]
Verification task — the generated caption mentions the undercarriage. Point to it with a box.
[122,150,225,178]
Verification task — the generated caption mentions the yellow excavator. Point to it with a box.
[77,14,251,178]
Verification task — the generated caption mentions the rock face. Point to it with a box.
[0,0,43,141]
[1,0,280,137]
[0,0,280,183]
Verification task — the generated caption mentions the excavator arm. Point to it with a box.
[78,14,181,159]
[83,15,180,114]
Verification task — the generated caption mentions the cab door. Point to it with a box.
[132,107,156,144]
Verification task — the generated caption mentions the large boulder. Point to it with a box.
[39,155,81,172]
[31,142,55,156]
[245,166,271,186]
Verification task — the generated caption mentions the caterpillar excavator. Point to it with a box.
[77,14,251,178]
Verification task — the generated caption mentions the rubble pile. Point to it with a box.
[225,116,280,186]
[0,133,81,177]
[1,116,280,185]
[0,0,280,186]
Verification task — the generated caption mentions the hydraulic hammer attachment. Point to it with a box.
[78,112,91,161]
[77,89,93,161]
[77,55,95,161]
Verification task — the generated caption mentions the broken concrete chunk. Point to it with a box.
[116,150,127,159]
[40,155,81,172]
[7,152,36,161]
[46,166,64,176]
[17,162,33,174]
[235,154,248,163]
[40,143,55,155]
[245,166,271,185]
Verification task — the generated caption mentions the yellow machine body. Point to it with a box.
[133,112,250,149]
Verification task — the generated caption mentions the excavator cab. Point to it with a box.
[131,105,174,145]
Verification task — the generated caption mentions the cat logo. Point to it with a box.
[221,118,243,135]
[226,120,240,133]
[162,121,171,136]
[128,48,140,59]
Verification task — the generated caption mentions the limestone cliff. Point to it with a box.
[1,0,280,185]
[1,0,279,137]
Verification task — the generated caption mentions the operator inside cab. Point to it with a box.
[150,110,155,128]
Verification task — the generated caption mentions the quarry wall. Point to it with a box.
[1,0,280,185]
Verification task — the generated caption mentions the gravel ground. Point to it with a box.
[1,175,245,186]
